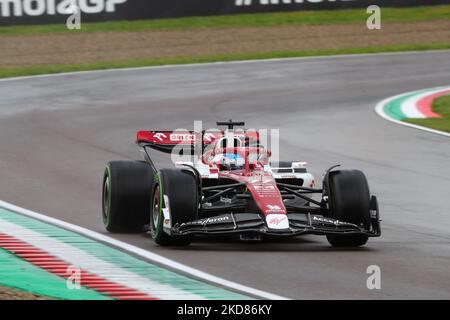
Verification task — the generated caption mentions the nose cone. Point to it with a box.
[266,214,289,230]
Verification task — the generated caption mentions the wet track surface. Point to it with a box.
[0,51,449,299]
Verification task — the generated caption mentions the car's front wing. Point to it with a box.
[171,212,381,237]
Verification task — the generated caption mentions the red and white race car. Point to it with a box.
[102,121,381,247]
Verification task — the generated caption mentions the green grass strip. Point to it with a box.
[0,248,111,300]
[1,44,450,80]
[1,5,449,35]
[405,95,450,133]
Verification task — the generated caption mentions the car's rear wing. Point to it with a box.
[137,130,260,152]
[136,130,224,153]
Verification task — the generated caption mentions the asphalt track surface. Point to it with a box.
[0,51,449,299]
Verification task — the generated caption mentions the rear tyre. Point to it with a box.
[151,169,198,246]
[325,170,371,247]
[102,161,154,232]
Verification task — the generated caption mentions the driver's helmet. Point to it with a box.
[220,153,245,170]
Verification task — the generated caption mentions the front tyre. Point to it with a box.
[102,161,154,232]
[325,170,371,247]
[151,169,199,246]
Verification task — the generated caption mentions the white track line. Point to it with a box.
[0,200,288,300]
[1,49,449,83]
[374,87,450,138]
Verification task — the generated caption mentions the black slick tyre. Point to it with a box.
[150,169,198,246]
[102,161,154,232]
[325,170,371,247]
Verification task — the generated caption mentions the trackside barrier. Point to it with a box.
[0,0,448,26]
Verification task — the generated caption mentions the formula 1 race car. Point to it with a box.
[102,120,381,247]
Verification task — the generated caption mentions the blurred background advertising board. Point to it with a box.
[1,0,449,26]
